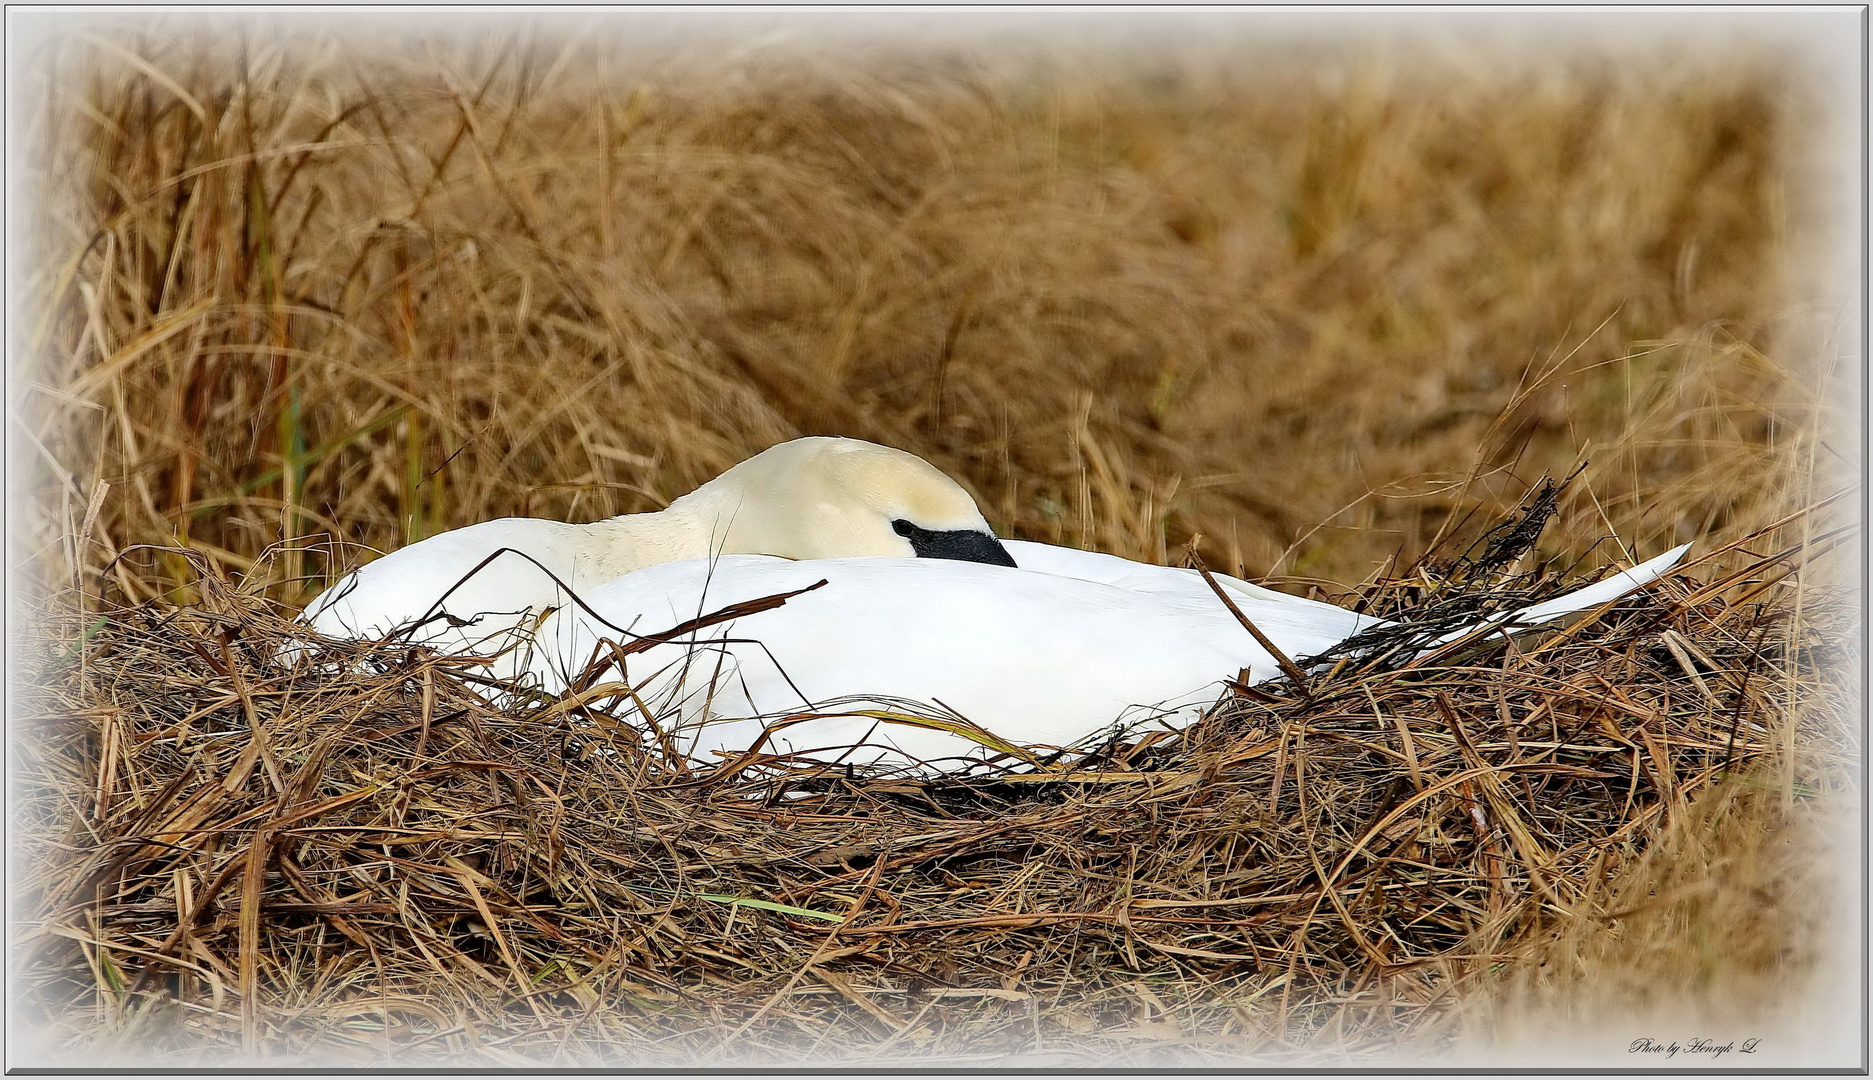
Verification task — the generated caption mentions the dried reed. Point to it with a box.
[9,23,1856,1068]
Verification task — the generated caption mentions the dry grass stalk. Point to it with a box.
[9,24,1855,1067]
[14,28,1836,604]
[10,503,1852,1066]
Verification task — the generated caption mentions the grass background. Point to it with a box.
[8,14,1861,1068]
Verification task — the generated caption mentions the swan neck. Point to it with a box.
[585,502,715,578]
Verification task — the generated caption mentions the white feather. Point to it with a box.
[522,543,1690,773]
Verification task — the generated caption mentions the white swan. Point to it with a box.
[300,437,1016,658]
[522,543,1690,774]
[294,434,1687,774]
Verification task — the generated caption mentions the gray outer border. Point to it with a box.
[2,5,1867,1075]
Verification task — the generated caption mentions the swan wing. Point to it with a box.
[1416,544,1693,649]
[531,556,1265,768]
[301,518,586,653]
[1001,539,1373,643]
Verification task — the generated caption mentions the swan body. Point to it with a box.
[292,433,1690,774]
[1000,540,1370,628]
[301,436,1013,654]
[523,543,1690,773]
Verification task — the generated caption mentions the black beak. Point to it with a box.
[892,520,1018,567]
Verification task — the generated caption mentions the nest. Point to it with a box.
[9,514,1847,1067]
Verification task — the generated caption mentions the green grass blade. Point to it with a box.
[693,893,845,922]
[190,404,410,518]
[57,615,109,664]
[627,883,843,922]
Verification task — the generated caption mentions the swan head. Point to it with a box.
[676,436,1016,565]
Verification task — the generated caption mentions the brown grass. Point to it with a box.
[8,19,1858,1067]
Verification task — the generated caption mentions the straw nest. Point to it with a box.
[10,26,1853,1066]
[11,494,1850,1067]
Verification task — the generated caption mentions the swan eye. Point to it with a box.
[891,519,1018,567]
